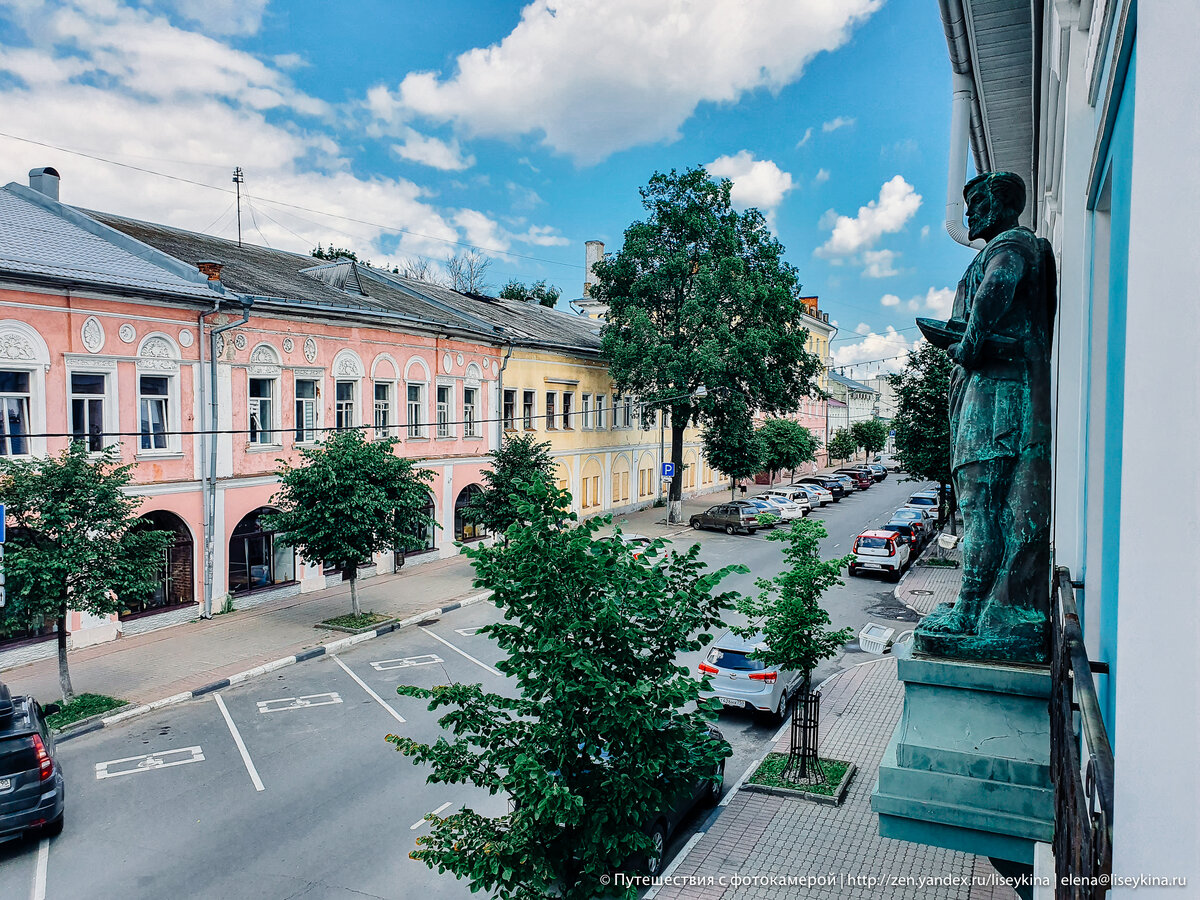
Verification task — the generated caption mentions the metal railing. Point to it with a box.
[1051,567,1115,898]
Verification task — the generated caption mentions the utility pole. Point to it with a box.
[232,167,244,247]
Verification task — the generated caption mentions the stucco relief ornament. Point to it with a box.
[442,352,452,373]
[492,361,499,377]
[335,356,362,377]
[283,337,295,354]
[178,329,194,348]
[119,323,136,343]
[81,316,105,353]
[139,337,178,371]
[214,334,226,358]
[0,332,35,360]
[304,337,317,364]
[456,352,464,367]
[233,333,248,351]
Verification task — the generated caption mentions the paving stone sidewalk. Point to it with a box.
[896,539,964,616]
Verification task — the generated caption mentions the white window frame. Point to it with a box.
[0,368,35,458]
[334,379,359,432]
[502,388,517,431]
[135,333,182,457]
[294,376,320,444]
[595,394,606,430]
[248,375,279,446]
[436,382,454,439]
[463,384,479,438]
[0,322,49,458]
[66,365,117,454]
[545,391,557,430]
[137,373,175,454]
[407,381,427,438]
[581,393,593,430]
[561,391,574,429]
[374,380,394,439]
[522,389,536,430]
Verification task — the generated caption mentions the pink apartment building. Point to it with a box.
[0,170,505,668]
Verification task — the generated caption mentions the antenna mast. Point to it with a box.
[232,167,244,247]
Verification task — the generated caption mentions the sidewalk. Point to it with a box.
[896,539,964,616]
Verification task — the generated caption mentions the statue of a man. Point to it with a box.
[915,172,1056,663]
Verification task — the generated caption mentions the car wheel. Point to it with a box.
[890,568,902,583]
[643,820,669,876]
[774,689,790,725]
[725,524,735,535]
[703,763,725,808]
[690,518,701,530]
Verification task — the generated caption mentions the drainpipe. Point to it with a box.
[946,71,987,250]
[203,296,253,618]
[197,299,220,619]
[496,336,514,448]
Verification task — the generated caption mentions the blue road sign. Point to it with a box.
[0,503,5,543]
[662,462,675,479]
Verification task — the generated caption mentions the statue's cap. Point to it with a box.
[964,171,1026,214]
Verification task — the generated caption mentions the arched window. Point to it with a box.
[124,511,195,618]
[454,484,486,542]
[396,492,437,568]
[229,507,295,594]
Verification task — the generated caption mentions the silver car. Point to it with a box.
[698,631,800,722]
[757,495,806,521]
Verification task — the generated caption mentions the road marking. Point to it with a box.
[420,627,503,678]
[214,694,265,792]
[332,655,406,724]
[257,692,343,713]
[30,837,48,900]
[409,801,453,831]
[454,626,483,637]
[95,746,205,780]
[369,654,444,671]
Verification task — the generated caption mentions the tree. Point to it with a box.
[266,430,436,617]
[827,428,857,464]
[311,244,358,261]
[389,481,741,899]
[466,432,556,537]
[851,419,888,461]
[887,344,957,532]
[0,443,172,701]
[701,400,764,498]
[592,166,823,524]
[445,248,492,293]
[398,255,440,283]
[757,418,819,482]
[499,278,561,309]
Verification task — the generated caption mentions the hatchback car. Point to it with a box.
[761,491,811,517]
[890,507,935,541]
[848,529,912,582]
[879,521,922,550]
[698,631,800,723]
[0,683,65,842]
[834,468,874,490]
[794,476,845,500]
[903,490,941,518]
[740,498,781,527]
[690,503,759,535]
[790,484,833,507]
[865,463,888,481]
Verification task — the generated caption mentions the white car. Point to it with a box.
[848,529,912,582]
[757,495,806,521]
[763,488,814,513]
[903,490,941,518]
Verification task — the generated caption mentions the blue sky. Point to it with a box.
[0,0,977,375]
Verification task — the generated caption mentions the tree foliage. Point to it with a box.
[266,430,436,616]
[887,344,956,529]
[0,443,172,700]
[733,518,854,689]
[850,419,888,460]
[827,428,858,464]
[700,399,763,495]
[311,244,359,262]
[389,481,741,900]
[757,418,818,479]
[499,279,562,309]
[591,166,823,515]
[445,249,492,293]
[466,432,557,536]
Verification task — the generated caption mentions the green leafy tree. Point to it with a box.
[389,481,741,899]
[757,418,819,482]
[887,344,956,531]
[851,419,889,461]
[592,166,823,524]
[311,244,359,261]
[499,278,562,309]
[827,428,858,464]
[0,443,172,701]
[267,430,436,617]
[733,518,854,695]
[467,432,556,536]
[701,400,764,498]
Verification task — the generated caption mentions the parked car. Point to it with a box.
[757,495,807,521]
[0,683,65,842]
[690,503,760,535]
[834,468,874,491]
[875,455,903,472]
[889,507,935,542]
[740,498,781,527]
[903,490,941,518]
[790,483,833,507]
[617,533,655,560]
[698,631,800,723]
[879,521,922,550]
[865,463,888,481]
[823,473,856,495]
[848,529,912,582]
[762,489,812,515]
[794,476,845,500]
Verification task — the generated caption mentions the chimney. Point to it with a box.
[28,167,61,201]
[583,240,604,297]
[197,260,224,282]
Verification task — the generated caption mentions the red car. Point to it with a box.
[834,468,874,490]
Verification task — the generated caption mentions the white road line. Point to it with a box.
[409,801,453,831]
[257,692,343,713]
[420,627,503,678]
[213,694,265,792]
[94,747,204,779]
[30,837,48,900]
[331,655,406,724]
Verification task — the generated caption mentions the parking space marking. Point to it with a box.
[332,655,406,724]
[454,627,483,637]
[31,837,48,900]
[369,654,443,671]
[420,627,502,678]
[95,746,205,780]
[257,692,343,713]
[214,694,265,792]
[409,801,453,831]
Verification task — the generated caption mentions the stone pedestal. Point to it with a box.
[871,651,1053,865]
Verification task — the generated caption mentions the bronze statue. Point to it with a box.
[914,172,1056,663]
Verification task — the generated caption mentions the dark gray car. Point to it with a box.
[0,683,64,842]
[690,503,759,535]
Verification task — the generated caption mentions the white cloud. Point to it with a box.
[164,0,270,36]
[513,224,569,247]
[272,53,308,70]
[855,322,871,335]
[391,129,475,171]
[862,248,900,278]
[831,326,924,375]
[796,127,813,148]
[814,168,830,185]
[823,116,855,133]
[881,294,901,307]
[816,175,922,256]
[374,0,882,164]
[879,287,954,316]
[921,224,931,239]
[706,151,795,212]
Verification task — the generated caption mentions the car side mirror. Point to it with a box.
[41,702,61,717]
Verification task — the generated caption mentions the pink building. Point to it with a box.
[0,171,504,667]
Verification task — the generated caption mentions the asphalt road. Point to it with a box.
[0,474,931,900]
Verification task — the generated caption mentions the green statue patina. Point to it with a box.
[914,172,1056,664]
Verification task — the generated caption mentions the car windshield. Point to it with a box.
[706,647,767,671]
[893,509,920,519]
[909,496,937,506]
[857,536,891,550]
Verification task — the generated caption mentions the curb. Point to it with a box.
[54,590,493,743]
[741,761,856,807]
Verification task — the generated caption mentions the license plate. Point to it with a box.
[0,777,11,792]
[718,697,745,708]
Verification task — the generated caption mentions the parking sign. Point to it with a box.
[661,462,675,478]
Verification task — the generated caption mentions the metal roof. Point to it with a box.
[828,371,878,394]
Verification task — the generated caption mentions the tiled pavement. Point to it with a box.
[895,539,964,616]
